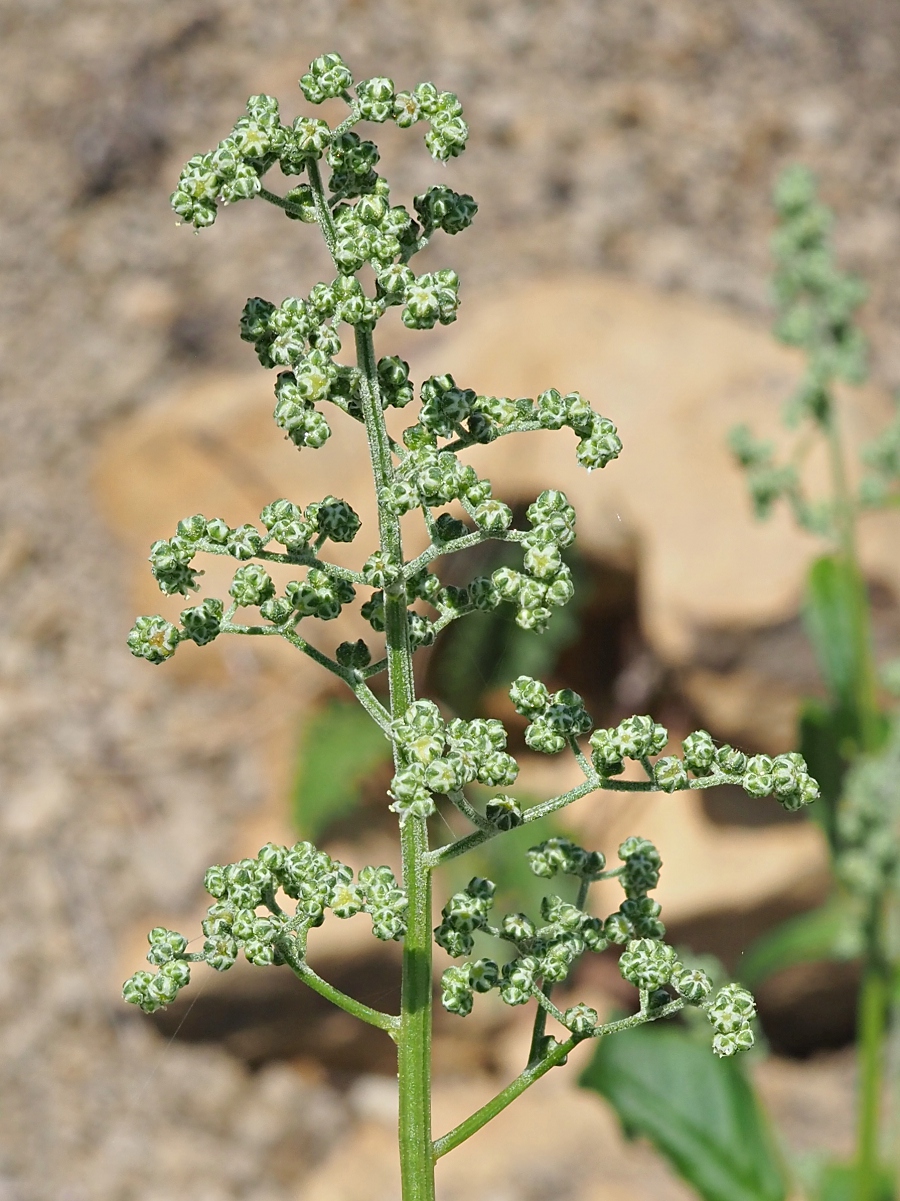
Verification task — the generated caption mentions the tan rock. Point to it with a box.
[96,273,855,961]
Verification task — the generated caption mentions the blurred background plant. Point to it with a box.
[580,170,900,1201]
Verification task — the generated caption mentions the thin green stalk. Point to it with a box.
[281,942,399,1034]
[434,1035,577,1159]
[434,998,686,1160]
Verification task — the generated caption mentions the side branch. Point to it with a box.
[402,528,527,581]
[424,778,600,868]
[432,996,687,1160]
[279,628,392,733]
[280,941,400,1036]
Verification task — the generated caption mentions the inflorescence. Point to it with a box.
[124,52,820,1078]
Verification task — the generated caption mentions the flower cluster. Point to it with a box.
[836,717,900,901]
[509,675,592,753]
[491,491,578,632]
[772,166,867,401]
[616,939,753,1056]
[122,840,409,1013]
[586,718,820,811]
[437,835,756,1058]
[388,701,519,821]
[171,55,470,232]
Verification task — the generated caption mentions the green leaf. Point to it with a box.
[738,895,850,988]
[816,1162,895,1201]
[580,1023,788,1201]
[803,555,883,754]
[292,699,391,839]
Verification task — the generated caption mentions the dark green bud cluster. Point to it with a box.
[590,719,819,810]
[171,94,285,228]
[508,676,592,754]
[298,59,469,162]
[589,715,669,776]
[772,166,866,397]
[492,490,577,631]
[706,983,756,1058]
[357,865,408,941]
[124,838,411,1013]
[617,939,750,1056]
[180,597,224,646]
[535,389,623,472]
[434,876,497,958]
[122,928,192,1012]
[729,425,801,522]
[602,838,665,942]
[438,840,610,1016]
[619,938,678,990]
[525,837,606,880]
[414,186,477,236]
[389,701,518,821]
[287,569,355,621]
[836,720,900,901]
[401,269,461,330]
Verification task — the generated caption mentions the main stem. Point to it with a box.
[356,325,435,1201]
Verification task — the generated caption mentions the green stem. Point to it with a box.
[434,1035,577,1159]
[434,996,687,1161]
[356,321,435,1201]
[280,942,399,1034]
[855,906,890,1201]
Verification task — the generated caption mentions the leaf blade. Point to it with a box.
[580,1024,788,1201]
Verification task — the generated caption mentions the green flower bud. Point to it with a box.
[654,756,689,793]
[682,729,716,773]
[617,715,667,759]
[229,565,275,607]
[468,958,499,993]
[708,983,756,1034]
[712,1025,755,1057]
[227,524,264,560]
[604,912,633,944]
[122,970,159,1012]
[716,744,747,775]
[146,927,188,966]
[524,718,567,755]
[299,52,353,104]
[590,728,624,774]
[355,76,395,122]
[672,965,714,1003]
[564,1004,598,1035]
[476,751,519,787]
[441,965,474,1015]
[178,597,223,646]
[619,837,662,898]
[203,935,239,972]
[435,922,474,958]
[619,938,677,989]
[176,514,207,542]
[509,675,549,718]
[743,754,774,798]
[307,496,361,542]
[485,794,522,830]
[336,639,372,669]
[127,615,180,664]
[537,388,568,430]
